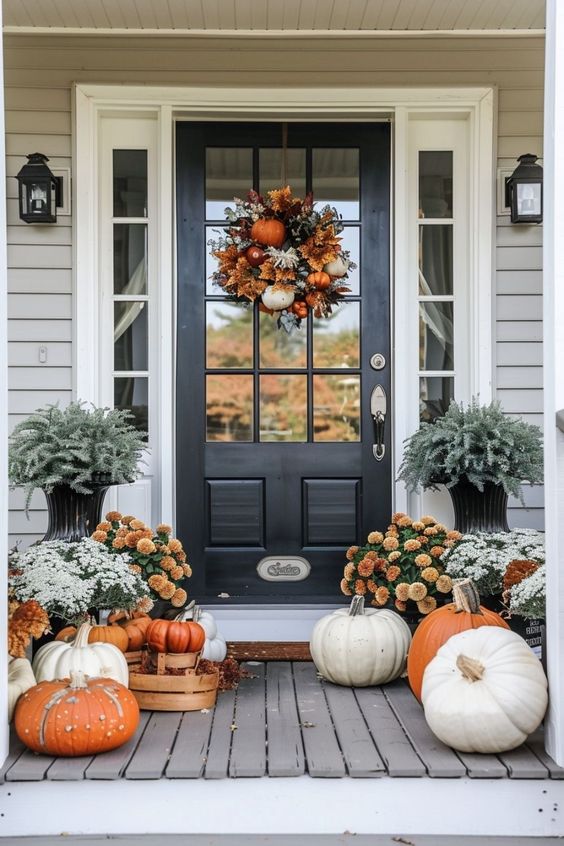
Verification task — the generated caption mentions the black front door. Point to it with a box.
[176,121,391,602]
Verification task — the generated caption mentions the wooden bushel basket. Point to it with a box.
[128,651,219,711]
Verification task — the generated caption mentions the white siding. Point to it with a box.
[4,33,545,544]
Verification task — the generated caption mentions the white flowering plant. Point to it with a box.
[441,528,544,598]
[9,538,150,625]
[507,563,546,619]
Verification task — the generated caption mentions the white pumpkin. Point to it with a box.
[261,286,295,312]
[32,622,128,687]
[323,255,349,278]
[422,627,548,754]
[178,602,228,662]
[8,657,36,721]
[310,595,412,687]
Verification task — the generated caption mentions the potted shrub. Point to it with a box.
[9,402,146,542]
[398,399,543,533]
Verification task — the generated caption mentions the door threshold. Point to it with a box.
[200,603,342,642]
[227,641,312,661]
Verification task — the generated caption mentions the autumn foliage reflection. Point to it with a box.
[206,303,360,442]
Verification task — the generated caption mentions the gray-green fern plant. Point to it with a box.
[398,399,543,499]
[9,402,146,511]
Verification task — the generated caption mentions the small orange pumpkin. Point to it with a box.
[55,626,78,643]
[15,670,139,757]
[146,618,206,654]
[55,623,130,653]
[120,615,152,651]
[250,218,286,249]
[407,579,510,701]
[306,271,331,290]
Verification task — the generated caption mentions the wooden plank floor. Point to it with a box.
[3,662,563,782]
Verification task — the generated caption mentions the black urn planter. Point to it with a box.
[447,479,509,534]
[42,477,112,543]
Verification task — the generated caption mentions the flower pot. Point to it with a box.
[447,480,509,534]
[42,480,111,543]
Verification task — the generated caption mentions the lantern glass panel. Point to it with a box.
[516,182,541,218]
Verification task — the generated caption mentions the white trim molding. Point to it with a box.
[543,0,564,768]
[74,83,494,534]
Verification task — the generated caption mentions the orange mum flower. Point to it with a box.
[397,516,413,528]
[357,557,375,577]
[171,588,188,608]
[91,530,107,542]
[96,521,112,532]
[112,537,126,550]
[156,523,173,535]
[404,539,421,552]
[415,553,432,567]
[417,597,438,615]
[169,539,183,554]
[375,586,390,606]
[366,579,378,594]
[395,599,407,613]
[161,556,175,571]
[391,512,407,523]
[159,581,176,600]
[420,516,437,525]
[354,579,367,596]
[148,574,167,592]
[412,521,425,532]
[105,511,122,522]
[395,583,410,602]
[430,545,445,558]
[341,578,353,596]
[421,566,440,583]
[386,565,401,582]
[137,538,156,554]
[170,565,184,581]
[121,515,135,525]
[344,563,356,581]
[346,546,360,561]
[383,536,399,551]
[408,582,427,601]
[436,575,453,594]
[367,531,384,544]
[424,526,438,536]
[387,551,401,562]
[182,564,193,577]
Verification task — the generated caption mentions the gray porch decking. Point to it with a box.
[2,662,563,782]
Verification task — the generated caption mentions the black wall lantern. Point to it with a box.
[506,153,543,224]
[16,153,59,223]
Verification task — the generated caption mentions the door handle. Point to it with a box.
[370,384,386,461]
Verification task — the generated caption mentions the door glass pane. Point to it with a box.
[113,150,147,218]
[419,302,454,371]
[206,148,253,219]
[114,302,148,371]
[313,374,360,442]
[418,225,453,296]
[259,375,307,442]
[259,148,306,198]
[312,148,359,219]
[206,374,253,442]
[313,302,360,369]
[259,311,307,369]
[206,225,225,294]
[338,227,360,295]
[114,224,147,295]
[420,376,454,423]
[419,151,453,219]
[206,302,253,369]
[114,377,148,435]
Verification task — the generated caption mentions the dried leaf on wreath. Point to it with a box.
[268,186,296,213]
[299,225,341,271]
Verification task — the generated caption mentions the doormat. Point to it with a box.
[226,641,312,661]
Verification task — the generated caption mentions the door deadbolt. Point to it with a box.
[370,353,386,371]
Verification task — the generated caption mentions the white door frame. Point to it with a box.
[74,83,494,531]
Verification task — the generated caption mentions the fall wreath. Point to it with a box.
[208,186,356,332]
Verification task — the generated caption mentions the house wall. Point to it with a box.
[4,33,545,546]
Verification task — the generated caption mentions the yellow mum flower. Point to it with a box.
[344,563,356,581]
[424,526,438,536]
[404,539,421,552]
[412,521,425,532]
[388,551,401,562]
[398,516,413,528]
[417,596,438,615]
[91,530,107,542]
[415,553,432,567]
[391,512,407,523]
[446,530,463,541]
[159,581,176,600]
[434,524,446,534]
[367,531,384,544]
[121,515,135,525]
[383,536,399,551]
[171,588,188,608]
[182,564,193,578]
[436,575,453,594]
[341,578,353,596]
[421,566,440,583]
[148,574,167,591]
[394,582,410,602]
[129,519,146,530]
[420,515,437,526]
[161,556,175,571]
[408,582,427,601]
[137,538,156,555]
[169,539,183,553]
[170,565,184,581]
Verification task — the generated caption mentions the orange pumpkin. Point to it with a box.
[14,670,139,756]
[250,218,286,249]
[146,618,206,654]
[306,271,331,290]
[55,626,78,643]
[120,615,152,651]
[86,625,129,653]
[407,579,510,701]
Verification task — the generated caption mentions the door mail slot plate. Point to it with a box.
[257,556,311,582]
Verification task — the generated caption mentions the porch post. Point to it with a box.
[0,0,9,765]
[543,0,564,765]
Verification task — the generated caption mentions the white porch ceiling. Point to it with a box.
[2,0,546,35]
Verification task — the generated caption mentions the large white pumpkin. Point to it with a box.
[310,595,412,687]
[8,657,36,721]
[422,627,548,754]
[32,622,128,687]
[178,602,228,662]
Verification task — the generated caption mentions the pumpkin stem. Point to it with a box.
[452,579,483,615]
[73,622,92,648]
[349,595,365,616]
[68,669,88,689]
[456,654,485,682]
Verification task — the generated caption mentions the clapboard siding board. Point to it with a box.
[508,507,545,531]
[9,366,72,390]
[497,389,544,414]
[8,389,72,414]
[4,33,546,539]
[497,367,543,390]
[9,509,48,534]
[9,342,72,367]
